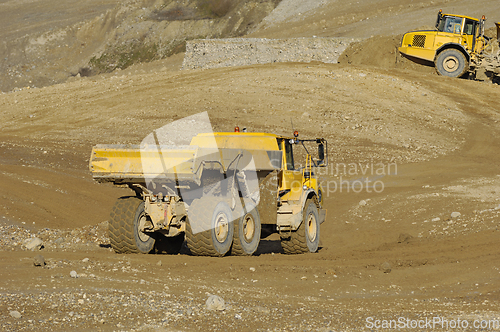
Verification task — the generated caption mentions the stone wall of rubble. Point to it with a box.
[181,37,361,70]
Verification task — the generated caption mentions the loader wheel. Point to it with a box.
[231,202,261,256]
[281,199,320,254]
[109,196,155,254]
[435,49,469,78]
[186,197,234,256]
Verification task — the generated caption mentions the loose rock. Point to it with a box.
[326,269,336,275]
[380,261,392,273]
[254,306,271,314]
[206,295,225,311]
[397,233,413,244]
[451,212,461,218]
[54,237,65,245]
[24,237,43,251]
[33,255,45,267]
[9,310,22,319]
[70,270,78,278]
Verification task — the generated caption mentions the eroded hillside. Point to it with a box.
[0,0,280,92]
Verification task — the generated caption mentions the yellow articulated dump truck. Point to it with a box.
[89,122,327,257]
[399,10,500,80]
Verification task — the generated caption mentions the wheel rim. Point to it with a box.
[243,214,255,243]
[137,213,151,242]
[306,213,317,242]
[214,212,229,243]
[443,56,459,73]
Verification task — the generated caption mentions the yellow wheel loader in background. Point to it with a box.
[89,120,327,257]
[399,10,500,80]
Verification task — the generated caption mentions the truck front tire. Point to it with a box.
[435,49,469,78]
[281,199,320,254]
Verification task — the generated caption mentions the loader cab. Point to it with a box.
[436,13,479,37]
[435,10,483,52]
[437,15,463,34]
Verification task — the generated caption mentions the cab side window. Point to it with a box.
[284,140,294,170]
[464,19,476,35]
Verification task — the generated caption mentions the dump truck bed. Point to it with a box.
[90,144,201,184]
[90,138,283,185]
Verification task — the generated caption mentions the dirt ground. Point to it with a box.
[1,0,500,331]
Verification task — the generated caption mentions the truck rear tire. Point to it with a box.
[186,197,234,256]
[231,202,261,256]
[109,196,155,254]
[281,199,320,254]
[435,49,469,78]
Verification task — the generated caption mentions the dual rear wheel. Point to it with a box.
[231,202,261,256]
[185,197,261,256]
[108,196,183,254]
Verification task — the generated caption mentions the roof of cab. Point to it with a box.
[442,13,480,21]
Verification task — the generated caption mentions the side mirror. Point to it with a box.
[318,143,325,162]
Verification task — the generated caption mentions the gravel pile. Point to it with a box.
[182,37,361,70]
[0,221,109,252]
[421,204,500,238]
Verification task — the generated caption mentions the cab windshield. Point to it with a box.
[437,16,463,34]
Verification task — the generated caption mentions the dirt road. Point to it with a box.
[1,0,500,331]
[1,59,499,331]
